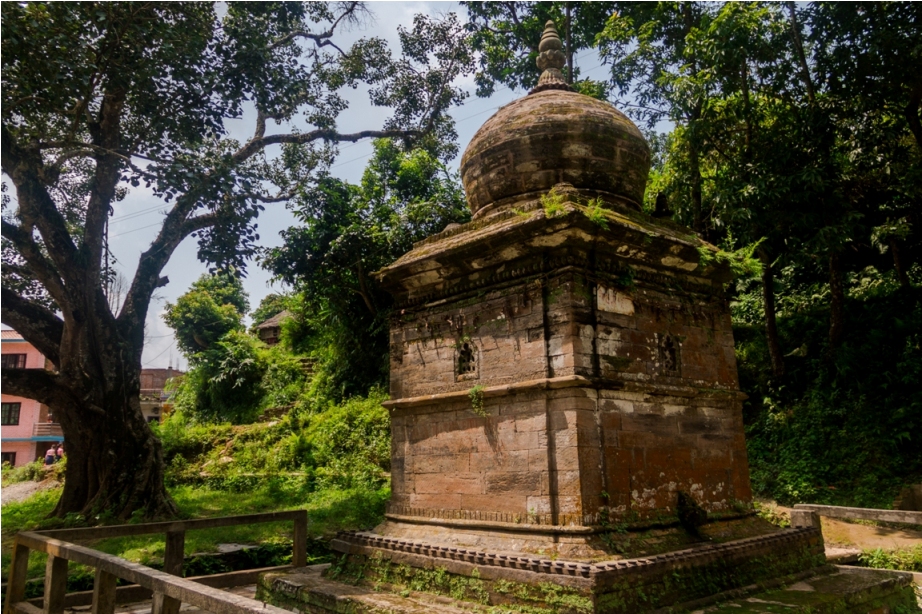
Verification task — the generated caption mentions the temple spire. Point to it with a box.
[531,20,572,94]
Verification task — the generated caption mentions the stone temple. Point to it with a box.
[260,22,917,614]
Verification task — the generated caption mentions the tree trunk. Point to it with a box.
[828,252,846,352]
[52,391,177,521]
[50,297,178,521]
[761,253,785,378]
[890,237,911,288]
[565,3,573,84]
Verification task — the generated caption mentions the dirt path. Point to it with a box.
[1,479,60,505]
[766,501,922,551]
[819,516,922,550]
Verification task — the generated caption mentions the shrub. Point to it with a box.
[1,459,46,485]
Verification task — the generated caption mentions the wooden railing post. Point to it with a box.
[4,541,30,614]
[90,569,117,614]
[43,555,68,614]
[151,531,184,614]
[292,511,307,568]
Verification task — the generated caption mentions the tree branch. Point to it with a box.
[1,126,82,285]
[82,88,127,284]
[268,1,359,56]
[0,367,73,408]
[1,220,70,309]
[0,288,63,365]
[235,127,419,164]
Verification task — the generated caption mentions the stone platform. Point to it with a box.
[258,559,917,614]
[257,521,915,613]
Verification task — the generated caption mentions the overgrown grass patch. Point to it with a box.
[859,545,922,573]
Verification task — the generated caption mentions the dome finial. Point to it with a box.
[532,20,572,94]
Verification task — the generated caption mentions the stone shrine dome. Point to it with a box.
[460,22,651,219]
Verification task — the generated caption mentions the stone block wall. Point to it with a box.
[389,269,739,399]
[384,268,751,525]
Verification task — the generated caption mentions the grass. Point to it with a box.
[859,545,922,573]
[1,480,389,584]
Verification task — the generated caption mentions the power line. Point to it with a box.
[143,340,175,366]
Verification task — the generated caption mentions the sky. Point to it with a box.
[4,2,618,370]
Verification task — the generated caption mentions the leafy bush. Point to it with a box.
[859,546,922,573]
[305,390,391,490]
[736,268,922,507]
[170,331,268,424]
[159,389,391,495]
[1,459,46,484]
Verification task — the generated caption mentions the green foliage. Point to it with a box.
[170,331,267,423]
[860,546,922,573]
[462,2,612,96]
[697,238,764,279]
[305,391,392,491]
[263,139,470,401]
[1,459,47,485]
[160,389,391,494]
[540,187,568,218]
[738,269,922,506]
[468,385,487,417]
[584,198,609,230]
[163,273,249,357]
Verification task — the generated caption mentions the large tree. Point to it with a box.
[1,2,471,520]
[597,1,921,363]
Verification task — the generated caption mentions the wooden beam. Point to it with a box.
[793,504,922,525]
[42,556,67,614]
[4,542,30,614]
[16,533,292,614]
[11,602,43,614]
[32,511,305,542]
[90,569,117,614]
[24,566,294,609]
[293,512,307,567]
[151,531,184,614]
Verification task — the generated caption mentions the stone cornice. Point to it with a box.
[381,375,746,410]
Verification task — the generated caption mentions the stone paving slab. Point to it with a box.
[258,565,486,614]
[691,566,918,613]
[63,584,261,614]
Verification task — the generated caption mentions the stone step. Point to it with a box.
[687,566,918,613]
[259,564,918,614]
[258,565,488,614]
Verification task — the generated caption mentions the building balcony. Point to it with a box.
[33,423,63,438]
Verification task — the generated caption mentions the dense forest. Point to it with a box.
[3,2,920,519]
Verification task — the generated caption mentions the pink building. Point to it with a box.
[1,329,61,467]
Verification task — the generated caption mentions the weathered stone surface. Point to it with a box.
[460,90,650,218]
[376,205,752,536]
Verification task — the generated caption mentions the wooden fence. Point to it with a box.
[4,511,307,614]
[792,504,922,526]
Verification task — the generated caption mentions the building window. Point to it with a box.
[1,402,22,425]
[1,452,16,466]
[1,354,27,369]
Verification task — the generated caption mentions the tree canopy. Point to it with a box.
[263,138,470,398]
[0,1,472,519]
